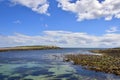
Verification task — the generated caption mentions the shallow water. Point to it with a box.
[0,48,120,80]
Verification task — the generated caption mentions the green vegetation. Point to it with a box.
[64,48,120,75]
[91,48,120,57]
[0,45,60,52]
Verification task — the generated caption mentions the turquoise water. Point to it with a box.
[0,48,120,80]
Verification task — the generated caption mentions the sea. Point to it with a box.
[0,48,120,80]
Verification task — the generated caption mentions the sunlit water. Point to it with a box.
[0,48,120,80]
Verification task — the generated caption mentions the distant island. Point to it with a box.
[0,45,61,52]
[64,48,120,75]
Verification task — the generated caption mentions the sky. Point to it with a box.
[0,0,120,48]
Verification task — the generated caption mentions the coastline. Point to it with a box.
[64,48,120,76]
[0,46,61,52]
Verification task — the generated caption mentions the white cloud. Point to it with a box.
[13,20,21,24]
[57,0,120,21]
[11,0,50,15]
[106,27,119,33]
[0,31,120,48]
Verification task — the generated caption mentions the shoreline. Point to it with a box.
[0,46,61,52]
[64,48,120,76]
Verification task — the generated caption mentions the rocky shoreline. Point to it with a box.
[64,48,120,76]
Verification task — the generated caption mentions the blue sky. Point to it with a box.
[0,0,120,48]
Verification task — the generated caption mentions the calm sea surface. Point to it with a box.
[0,48,120,80]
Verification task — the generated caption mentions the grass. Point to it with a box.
[91,48,120,57]
[0,45,60,52]
[64,48,120,75]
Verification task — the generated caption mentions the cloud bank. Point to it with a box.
[9,0,120,21]
[57,0,120,21]
[11,0,50,15]
[0,31,120,48]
